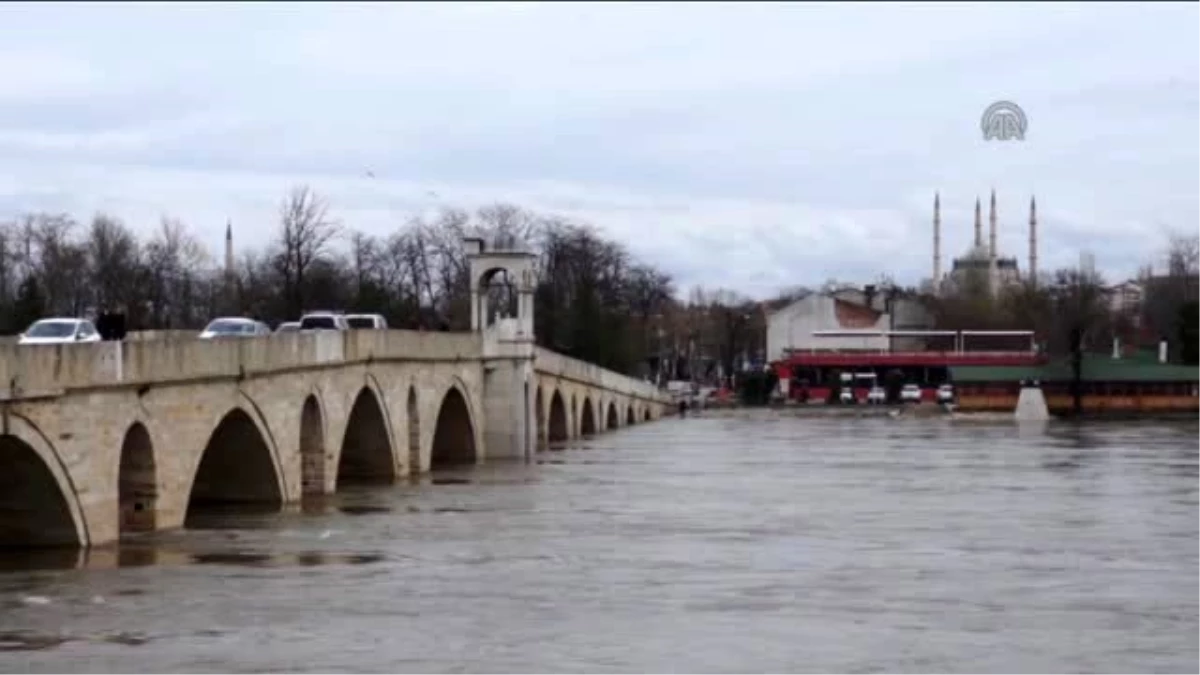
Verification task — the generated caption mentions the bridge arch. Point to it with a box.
[606,401,618,430]
[185,407,284,525]
[580,396,596,436]
[644,407,651,422]
[299,394,326,498]
[406,386,420,475]
[338,384,396,485]
[548,389,569,446]
[0,414,87,548]
[626,405,635,426]
[118,422,157,534]
[430,383,478,469]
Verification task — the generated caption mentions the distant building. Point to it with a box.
[1105,279,1144,316]
[766,286,934,360]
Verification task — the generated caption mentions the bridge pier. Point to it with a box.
[467,235,539,462]
[481,356,536,461]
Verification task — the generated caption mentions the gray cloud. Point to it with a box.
[0,2,1195,297]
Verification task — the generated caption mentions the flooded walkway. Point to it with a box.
[1,412,1196,673]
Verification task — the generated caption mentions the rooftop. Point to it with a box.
[833,298,882,329]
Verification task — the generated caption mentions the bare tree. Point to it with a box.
[87,214,141,317]
[273,185,340,318]
[1142,231,1200,360]
[0,197,683,376]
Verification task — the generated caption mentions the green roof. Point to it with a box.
[950,356,1199,384]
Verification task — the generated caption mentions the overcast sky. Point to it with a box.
[1,2,1196,298]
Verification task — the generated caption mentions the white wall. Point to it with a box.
[766,295,889,360]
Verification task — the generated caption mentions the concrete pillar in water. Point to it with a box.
[1014,383,1050,421]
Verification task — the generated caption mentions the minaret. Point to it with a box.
[932,192,942,295]
[224,220,235,310]
[224,219,234,280]
[973,197,982,248]
[1028,196,1038,286]
[988,189,998,259]
[987,190,999,297]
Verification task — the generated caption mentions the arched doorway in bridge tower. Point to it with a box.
[644,408,651,422]
[606,402,618,431]
[548,390,568,447]
[185,409,283,527]
[0,434,80,548]
[406,387,420,476]
[580,397,596,436]
[338,387,396,486]
[480,269,519,328]
[626,405,635,426]
[535,386,546,450]
[299,396,325,499]
[465,235,537,336]
[431,387,477,469]
[118,423,157,534]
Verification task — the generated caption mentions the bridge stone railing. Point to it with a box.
[0,331,663,403]
[0,330,483,400]
[534,347,666,402]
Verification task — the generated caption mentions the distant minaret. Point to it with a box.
[988,189,998,259]
[973,197,983,248]
[1028,196,1038,286]
[224,219,234,281]
[932,192,942,295]
[224,220,235,311]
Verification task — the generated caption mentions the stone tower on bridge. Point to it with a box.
[464,235,539,461]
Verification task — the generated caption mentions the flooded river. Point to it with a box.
[1,412,1196,673]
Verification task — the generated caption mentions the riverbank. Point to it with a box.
[690,402,1198,422]
[690,403,943,418]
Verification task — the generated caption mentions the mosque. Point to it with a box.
[930,190,1037,298]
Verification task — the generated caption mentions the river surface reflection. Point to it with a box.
[1,412,1196,673]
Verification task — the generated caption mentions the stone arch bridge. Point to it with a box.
[0,329,669,551]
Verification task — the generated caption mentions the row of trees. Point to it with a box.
[0,187,681,376]
[924,233,1199,362]
[928,267,1118,354]
[3,185,1195,379]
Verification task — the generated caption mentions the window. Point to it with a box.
[26,321,77,338]
[206,319,251,334]
[300,316,339,330]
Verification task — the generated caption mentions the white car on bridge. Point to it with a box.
[18,318,102,346]
[199,317,272,339]
[299,312,349,332]
[345,313,388,330]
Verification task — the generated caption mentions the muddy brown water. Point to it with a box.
[1,412,1196,673]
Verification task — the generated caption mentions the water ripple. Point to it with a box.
[0,412,1195,673]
